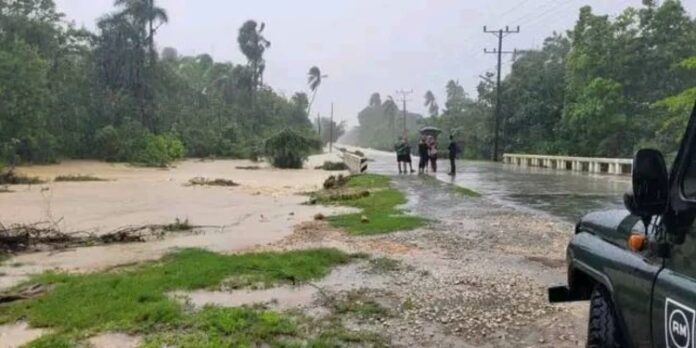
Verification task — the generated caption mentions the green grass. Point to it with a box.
[24,334,76,348]
[344,174,390,189]
[141,306,298,347]
[0,248,353,335]
[321,174,427,235]
[54,175,108,182]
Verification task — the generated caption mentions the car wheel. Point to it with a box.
[586,285,623,348]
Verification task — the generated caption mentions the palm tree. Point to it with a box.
[306,66,327,116]
[237,20,271,89]
[424,90,439,117]
[383,96,398,136]
[369,93,382,107]
[114,0,168,66]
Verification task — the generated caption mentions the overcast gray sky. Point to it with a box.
[55,0,696,126]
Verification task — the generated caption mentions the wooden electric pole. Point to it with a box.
[329,102,334,153]
[395,89,413,136]
[484,25,520,162]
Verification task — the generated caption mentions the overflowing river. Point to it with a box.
[362,149,630,222]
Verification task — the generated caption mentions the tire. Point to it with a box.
[586,285,624,348]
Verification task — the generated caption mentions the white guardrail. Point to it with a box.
[502,153,632,175]
[340,151,368,174]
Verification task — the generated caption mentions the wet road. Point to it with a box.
[364,150,630,222]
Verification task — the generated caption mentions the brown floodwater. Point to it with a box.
[0,158,352,289]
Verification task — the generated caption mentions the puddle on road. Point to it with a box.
[173,263,387,311]
[0,322,46,348]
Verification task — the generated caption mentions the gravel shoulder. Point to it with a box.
[268,174,588,347]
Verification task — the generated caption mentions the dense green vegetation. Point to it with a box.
[0,0,318,167]
[316,174,427,235]
[342,93,424,151]
[347,1,696,159]
[0,248,385,346]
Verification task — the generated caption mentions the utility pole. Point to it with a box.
[395,89,413,136]
[483,25,520,162]
[317,112,321,144]
[329,102,334,153]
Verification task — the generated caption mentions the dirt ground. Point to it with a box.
[0,155,589,347]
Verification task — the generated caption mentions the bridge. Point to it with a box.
[502,153,632,175]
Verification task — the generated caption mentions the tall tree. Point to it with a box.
[237,20,270,89]
[369,92,382,107]
[306,66,326,116]
[114,0,168,66]
[424,90,439,117]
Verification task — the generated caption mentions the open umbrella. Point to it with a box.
[419,127,442,137]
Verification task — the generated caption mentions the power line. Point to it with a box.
[483,25,521,162]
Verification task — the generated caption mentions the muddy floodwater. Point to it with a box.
[0,156,351,287]
[363,149,630,222]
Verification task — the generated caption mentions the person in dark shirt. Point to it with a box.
[448,134,460,176]
[394,138,406,174]
[403,139,414,173]
[418,137,429,174]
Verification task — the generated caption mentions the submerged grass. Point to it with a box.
[163,218,193,232]
[187,177,239,187]
[319,174,427,235]
[54,174,108,182]
[0,170,44,185]
[420,174,481,197]
[0,248,354,335]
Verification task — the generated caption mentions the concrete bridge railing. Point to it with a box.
[502,153,632,175]
[341,151,368,174]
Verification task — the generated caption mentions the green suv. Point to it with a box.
[549,102,696,348]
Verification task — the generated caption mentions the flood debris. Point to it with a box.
[0,283,48,304]
[322,174,348,189]
[186,177,239,187]
[315,161,348,171]
[0,219,195,255]
[235,165,261,170]
[54,174,108,182]
[0,168,44,185]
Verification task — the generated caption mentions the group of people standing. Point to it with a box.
[395,134,460,175]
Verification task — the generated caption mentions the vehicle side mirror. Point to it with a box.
[624,149,669,223]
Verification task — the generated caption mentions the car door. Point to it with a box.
[653,102,696,348]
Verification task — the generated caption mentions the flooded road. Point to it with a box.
[362,149,630,222]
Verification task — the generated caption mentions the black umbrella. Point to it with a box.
[419,127,442,137]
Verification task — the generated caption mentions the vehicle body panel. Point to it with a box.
[554,102,696,347]
[571,211,660,348]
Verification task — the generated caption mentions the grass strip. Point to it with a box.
[0,248,353,334]
[320,174,427,235]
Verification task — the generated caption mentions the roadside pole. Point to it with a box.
[329,102,334,153]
